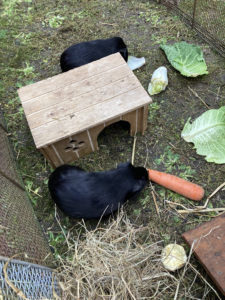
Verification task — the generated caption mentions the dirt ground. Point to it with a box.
[0,0,225,298]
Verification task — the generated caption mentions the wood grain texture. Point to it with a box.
[26,74,140,130]
[182,213,225,296]
[33,87,150,148]
[22,64,131,115]
[18,53,152,149]
[18,53,125,101]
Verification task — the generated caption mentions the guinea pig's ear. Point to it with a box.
[117,162,132,169]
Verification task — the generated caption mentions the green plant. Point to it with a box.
[151,34,167,45]
[0,30,7,39]
[8,106,24,120]
[155,146,180,172]
[24,179,41,206]
[21,62,34,76]
[148,102,161,121]
[150,14,163,27]
[72,10,89,20]
[133,208,141,216]
[140,195,151,207]
[2,0,18,17]
[48,231,66,258]
[154,146,197,201]
[48,15,65,28]
[173,215,180,223]
[161,233,170,243]
[13,32,34,45]
[155,146,196,178]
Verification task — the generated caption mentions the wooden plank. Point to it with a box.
[32,87,151,148]
[142,105,149,134]
[18,52,152,150]
[182,213,225,296]
[22,64,132,115]
[26,74,140,129]
[18,53,126,101]
[39,148,56,168]
[122,110,137,136]
[52,131,93,166]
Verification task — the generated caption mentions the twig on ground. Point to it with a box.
[121,276,137,300]
[151,191,160,217]
[167,182,225,215]
[144,141,149,168]
[0,225,8,230]
[30,188,42,198]
[168,142,177,149]
[174,242,195,300]
[166,200,191,211]
[178,208,225,214]
[100,22,117,26]
[54,206,70,249]
[16,149,20,160]
[201,181,225,209]
[216,86,221,102]
[188,86,210,109]
[131,135,137,165]
[149,181,161,200]
[208,88,223,99]
[189,264,222,300]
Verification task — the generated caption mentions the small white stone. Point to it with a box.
[161,244,187,272]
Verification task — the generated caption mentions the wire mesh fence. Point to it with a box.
[0,257,60,300]
[0,119,23,188]
[0,116,52,266]
[0,110,60,299]
[158,0,225,57]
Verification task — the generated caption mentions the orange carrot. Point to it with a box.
[148,169,204,201]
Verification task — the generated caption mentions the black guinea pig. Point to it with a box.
[48,162,148,219]
[60,37,128,72]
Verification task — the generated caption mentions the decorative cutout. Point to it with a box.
[64,139,85,153]
[64,146,72,152]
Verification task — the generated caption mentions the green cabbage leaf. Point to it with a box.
[160,42,208,77]
[181,106,225,164]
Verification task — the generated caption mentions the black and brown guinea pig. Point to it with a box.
[48,162,148,219]
[60,36,128,72]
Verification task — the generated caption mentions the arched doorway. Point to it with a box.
[97,120,132,154]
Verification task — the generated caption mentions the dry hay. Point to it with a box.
[56,211,178,299]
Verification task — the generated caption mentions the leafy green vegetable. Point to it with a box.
[181,107,225,164]
[160,42,208,77]
[148,66,168,95]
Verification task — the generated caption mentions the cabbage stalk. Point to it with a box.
[148,66,168,95]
